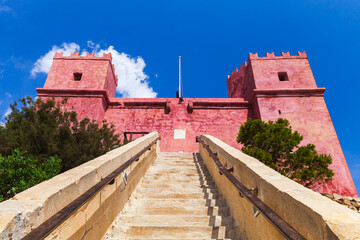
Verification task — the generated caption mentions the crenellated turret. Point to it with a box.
[225,51,357,196]
[42,52,118,98]
[36,51,118,123]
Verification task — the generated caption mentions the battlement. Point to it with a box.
[227,51,316,99]
[51,51,118,87]
[227,51,307,81]
[40,51,118,101]
[227,61,247,80]
[249,51,307,60]
[53,51,113,61]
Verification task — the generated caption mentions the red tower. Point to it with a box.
[37,52,117,123]
[227,51,357,195]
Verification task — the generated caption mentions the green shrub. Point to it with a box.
[237,118,334,188]
[0,96,121,172]
[0,149,61,201]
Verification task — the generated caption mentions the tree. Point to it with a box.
[237,118,334,188]
[0,96,121,172]
[0,149,61,201]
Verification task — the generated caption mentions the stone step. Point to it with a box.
[154,158,203,163]
[103,153,239,240]
[144,172,212,180]
[153,161,203,166]
[156,155,194,161]
[155,158,197,162]
[122,203,230,216]
[122,198,227,208]
[117,215,234,227]
[157,152,195,157]
[146,165,209,171]
[138,183,216,190]
[133,189,221,200]
[146,166,209,171]
[155,155,198,159]
[145,172,208,176]
[154,159,204,163]
[140,178,213,185]
[145,170,210,177]
[141,177,214,186]
[118,238,234,240]
[151,161,204,166]
[152,158,205,163]
[106,226,237,239]
[140,179,214,186]
[135,187,219,195]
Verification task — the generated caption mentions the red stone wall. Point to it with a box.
[44,52,117,93]
[36,92,107,124]
[104,64,117,98]
[104,98,252,152]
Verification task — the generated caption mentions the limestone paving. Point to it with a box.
[102,153,239,239]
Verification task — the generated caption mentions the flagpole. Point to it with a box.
[179,56,181,98]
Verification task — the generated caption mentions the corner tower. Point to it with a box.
[37,52,118,123]
[227,51,357,196]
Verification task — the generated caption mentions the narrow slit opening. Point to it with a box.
[73,72,82,81]
[278,72,289,81]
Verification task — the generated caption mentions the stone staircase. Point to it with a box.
[103,152,239,239]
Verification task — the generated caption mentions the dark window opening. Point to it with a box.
[73,73,82,81]
[278,72,289,81]
[278,110,282,114]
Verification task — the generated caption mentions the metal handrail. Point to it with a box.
[22,136,160,240]
[196,136,306,240]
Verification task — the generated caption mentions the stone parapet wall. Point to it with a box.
[199,134,360,240]
[0,132,159,240]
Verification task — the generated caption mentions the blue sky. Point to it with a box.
[0,0,359,192]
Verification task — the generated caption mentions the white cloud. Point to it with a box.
[30,42,80,78]
[96,46,157,98]
[31,42,157,98]
[87,41,100,52]
[4,107,11,117]
[5,92,11,98]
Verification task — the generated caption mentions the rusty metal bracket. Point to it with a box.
[123,132,150,142]
[250,187,258,196]
[219,166,233,175]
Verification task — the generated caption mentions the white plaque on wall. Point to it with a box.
[174,129,186,139]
